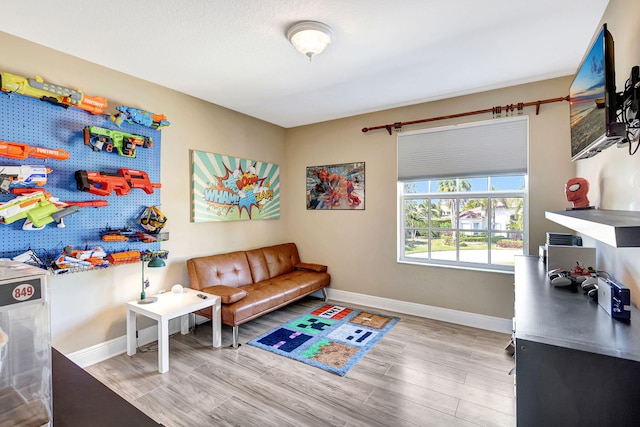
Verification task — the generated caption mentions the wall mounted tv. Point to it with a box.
[569,23,625,161]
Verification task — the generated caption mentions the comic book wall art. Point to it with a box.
[192,150,280,222]
[306,162,365,210]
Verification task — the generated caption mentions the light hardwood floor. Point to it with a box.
[86,297,515,427]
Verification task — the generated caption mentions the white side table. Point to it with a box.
[126,288,221,373]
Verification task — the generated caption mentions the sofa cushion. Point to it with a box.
[220,271,331,325]
[202,285,248,304]
[246,243,301,282]
[186,251,253,290]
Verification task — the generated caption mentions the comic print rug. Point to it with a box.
[247,304,399,376]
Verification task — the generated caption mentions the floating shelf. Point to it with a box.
[545,209,640,248]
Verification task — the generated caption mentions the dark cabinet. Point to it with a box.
[515,256,640,426]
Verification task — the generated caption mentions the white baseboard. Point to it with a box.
[66,314,209,368]
[67,290,511,368]
[328,289,512,334]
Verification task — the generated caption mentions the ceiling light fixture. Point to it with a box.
[286,21,333,61]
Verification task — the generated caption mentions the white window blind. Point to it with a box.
[397,116,528,181]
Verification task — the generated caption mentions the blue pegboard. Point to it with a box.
[0,92,161,266]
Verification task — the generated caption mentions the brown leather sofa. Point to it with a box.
[187,242,330,347]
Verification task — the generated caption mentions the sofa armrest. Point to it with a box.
[202,285,248,304]
[295,262,328,273]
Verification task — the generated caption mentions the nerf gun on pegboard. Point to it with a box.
[84,126,153,158]
[0,72,107,114]
[75,168,161,196]
[2,188,108,230]
[111,106,170,129]
[0,140,69,161]
[101,227,158,243]
[0,165,50,193]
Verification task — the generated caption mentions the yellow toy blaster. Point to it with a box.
[0,72,107,114]
[0,191,60,228]
[0,189,107,230]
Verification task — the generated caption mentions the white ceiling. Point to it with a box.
[0,0,609,128]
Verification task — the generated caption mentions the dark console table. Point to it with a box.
[53,348,161,427]
[514,256,640,426]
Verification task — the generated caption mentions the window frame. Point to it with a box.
[398,176,528,273]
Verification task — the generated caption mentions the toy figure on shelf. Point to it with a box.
[0,71,107,114]
[75,168,161,196]
[565,177,594,210]
[83,126,153,158]
[0,140,69,161]
[110,106,170,129]
[141,249,169,261]
[0,165,50,193]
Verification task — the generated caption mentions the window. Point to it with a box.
[400,176,526,271]
[397,117,528,272]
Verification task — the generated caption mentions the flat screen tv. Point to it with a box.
[569,23,625,161]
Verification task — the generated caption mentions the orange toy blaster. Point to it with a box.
[75,168,161,196]
[0,140,69,161]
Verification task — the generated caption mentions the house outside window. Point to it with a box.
[396,116,529,273]
[400,176,526,271]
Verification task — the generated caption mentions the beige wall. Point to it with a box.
[285,77,574,320]
[7,2,634,354]
[575,0,640,305]
[0,32,287,353]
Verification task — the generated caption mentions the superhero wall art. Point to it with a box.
[306,162,365,210]
[191,150,280,222]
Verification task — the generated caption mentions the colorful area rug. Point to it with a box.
[248,304,399,376]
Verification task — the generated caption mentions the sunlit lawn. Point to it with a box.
[405,238,514,253]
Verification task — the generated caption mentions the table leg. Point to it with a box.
[158,318,169,373]
[180,314,189,335]
[212,298,221,348]
[126,309,137,356]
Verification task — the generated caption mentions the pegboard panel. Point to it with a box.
[0,92,161,264]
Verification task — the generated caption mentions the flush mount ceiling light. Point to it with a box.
[286,21,333,61]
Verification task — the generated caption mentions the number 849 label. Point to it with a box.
[0,278,42,307]
[13,284,35,301]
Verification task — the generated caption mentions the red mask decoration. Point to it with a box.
[565,177,590,208]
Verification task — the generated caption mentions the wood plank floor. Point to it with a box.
[86,297,515,427]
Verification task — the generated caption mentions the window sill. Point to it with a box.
[397,258,515,275]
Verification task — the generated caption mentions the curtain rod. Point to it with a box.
[361,96,569,135]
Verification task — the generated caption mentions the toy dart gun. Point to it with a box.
[0,165,50,193]
[75,168,161,196]
[0,189,107,230]
[0,140,69,161]
[111,106,170,129]
[84,126,153,158]
[0,72,107,114]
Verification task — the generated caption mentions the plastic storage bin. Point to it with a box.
[0,260,51,427]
